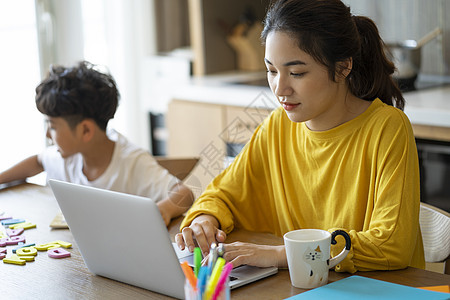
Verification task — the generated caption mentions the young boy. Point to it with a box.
[0,61,193,226]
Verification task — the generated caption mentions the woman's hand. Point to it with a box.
[175,214,227,256]
[222,242,288,269]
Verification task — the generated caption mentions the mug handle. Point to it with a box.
[328,230,352,269]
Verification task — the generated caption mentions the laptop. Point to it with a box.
[49,180,278,299]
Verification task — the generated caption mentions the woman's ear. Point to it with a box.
[336,57,353,79]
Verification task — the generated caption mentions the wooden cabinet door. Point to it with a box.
[223,105,273,144]
[167,100,226,194]
[167,99,224,157]
[166,100,274,195]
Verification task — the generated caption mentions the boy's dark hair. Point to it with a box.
[261,0,404,110]
[35,61,120,130]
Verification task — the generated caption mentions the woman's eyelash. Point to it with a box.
[290,72,306,77]
[266,70,306,77]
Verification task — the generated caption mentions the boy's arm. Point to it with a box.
[0,155,44,184]
[157,183,194,226]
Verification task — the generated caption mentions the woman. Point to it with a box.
[176,0,425,272]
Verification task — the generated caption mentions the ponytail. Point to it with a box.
[349,16,404,110]
[262,0,405,110]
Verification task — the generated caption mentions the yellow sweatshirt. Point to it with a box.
[181,98,425,272]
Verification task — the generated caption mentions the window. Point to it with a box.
[0,1,46,179]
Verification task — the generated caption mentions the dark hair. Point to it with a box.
[261,0,404,110]
[35,61,120,130]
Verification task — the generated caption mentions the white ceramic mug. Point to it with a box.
[283,229,351,289]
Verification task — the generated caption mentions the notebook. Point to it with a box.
[49,179,278,299]
[285,275,449,300]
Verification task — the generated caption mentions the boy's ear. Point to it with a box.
[79,119,96,142]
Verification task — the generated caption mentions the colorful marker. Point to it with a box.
[207,242,218,276]
[196,266,208,298]
[205,257,225,300]
[211,262,233,300]
[193,247,202,277]
[180,261,197,290]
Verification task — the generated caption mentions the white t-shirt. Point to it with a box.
[38,129,178,202]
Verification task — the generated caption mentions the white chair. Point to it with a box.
[419,202,450,274]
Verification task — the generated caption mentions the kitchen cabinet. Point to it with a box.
[167,100,223,157]
[167,99,273,157]
[167,99,272,193]
[188,0,270,76]
[223,105,272,144]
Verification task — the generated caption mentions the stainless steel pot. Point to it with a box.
[386,40,421,81]
[385,27,441,84]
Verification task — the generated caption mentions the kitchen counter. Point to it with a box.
[171,71,276,107]
[170,71,450,130]
[404,85,450,127]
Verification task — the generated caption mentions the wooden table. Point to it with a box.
[1,183,449,299]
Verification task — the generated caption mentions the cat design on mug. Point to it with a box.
[303,246,329,283]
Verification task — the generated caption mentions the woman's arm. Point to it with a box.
[177,112,279,258]
[222,242,288,268]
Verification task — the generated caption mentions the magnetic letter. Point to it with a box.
[47,247,71,259]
